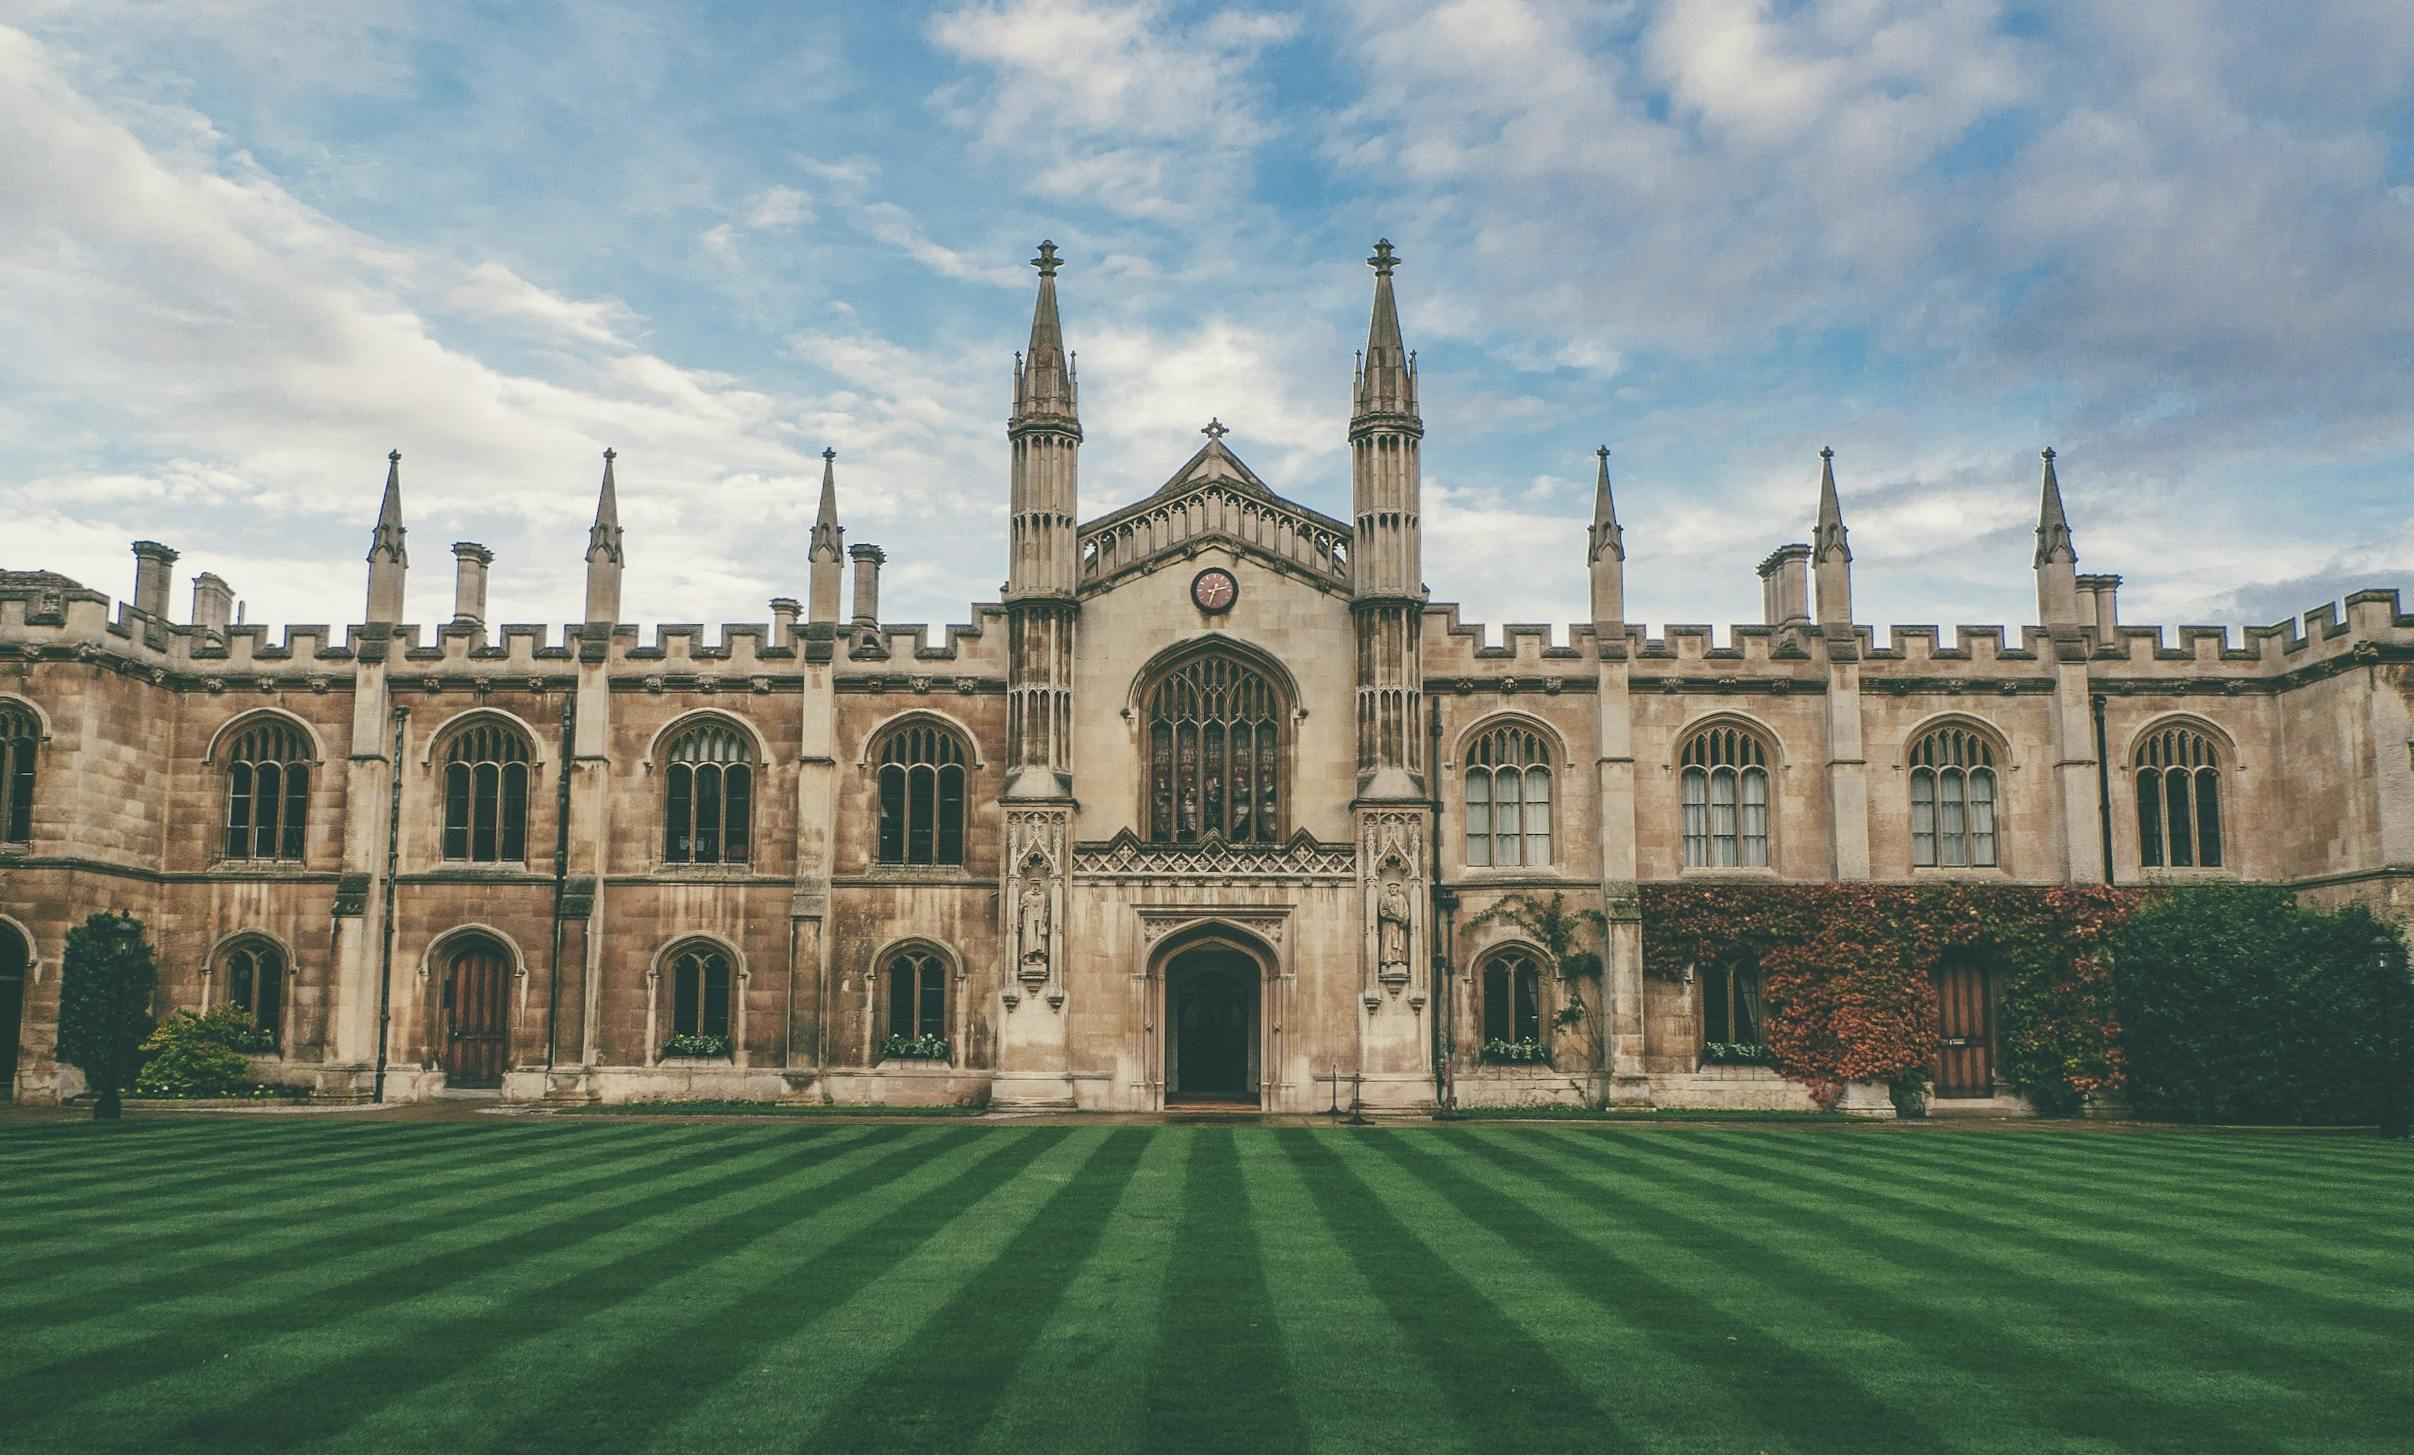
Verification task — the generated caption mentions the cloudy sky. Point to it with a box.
[4,1,2409,643]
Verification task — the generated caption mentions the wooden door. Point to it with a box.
[0,924,26,1098]
[443,942,510,1087]
[1932,961,1996,1098]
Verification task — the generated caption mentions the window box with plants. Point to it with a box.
[1480,1037,1553,1066]
[879,1034,951,1063]
[657,1033,733,1061]
[1700,1041,1775,1068]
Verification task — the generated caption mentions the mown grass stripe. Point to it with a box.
[1505,1129,2307,1452]
[968,1130,1190,1455]
[0,1122,489,1215]
[1142,1128,1312,1455]
[444,1127,1077,1455]
[0,1124,851,1442]
[1372,1128,1938,1454]
[1275,1130,1610,1452]
[781,1129,1153,1451]
[1917,1126,2414,1202]
[1222,1127,1465,1454]
[133,1125,976,1455]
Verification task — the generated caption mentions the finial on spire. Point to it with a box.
[1820,445,1835,461]
[823,446,836,462]
[603,446,616,461]
[2042,446,2056,461]
[388,448,401,463]
[1367,239,1399,275]
[1202,418,1229,442]
[1032,240,1061,278]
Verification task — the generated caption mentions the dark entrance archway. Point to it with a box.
[440,937,512,1088]
[0,921,27,1098]
[1166,945,1261,1104]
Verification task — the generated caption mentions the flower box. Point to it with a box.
[657,1033,733,1060]
[1700,1041,1774,1068]
[1480,1037,1553,1067]
[880,1035,951,1063]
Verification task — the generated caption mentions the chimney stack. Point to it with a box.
[2078,572,2121,644]
[452,542,493,627]
[131,540,178,620]
[191,572,234,635]
[769,596,801,645]
[849,543,885,628]
[1758,544,1811,626]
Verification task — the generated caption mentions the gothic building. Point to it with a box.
[2,243,2409,1112]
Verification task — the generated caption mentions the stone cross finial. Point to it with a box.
[1597,444,1610,462]
[823,446,837,462]
[1820,445,1835,461]
[1032,240,1061,278]
[1367,238,1399,275]
[2042,446,2056,461]
[1201,418,1229,442]
[603,447,616,461]
[388,449,401,463]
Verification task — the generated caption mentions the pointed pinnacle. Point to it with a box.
[588,447,625,563]
[1032,240,1060,278]
[1590,445,1624,562]
[1815,446,1849,562]
[2035,446,2076,567]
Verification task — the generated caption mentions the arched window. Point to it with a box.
[886,947,948,1041]
[220,718,311,862]
[1480,949,1544,1046]
[1144,651,1282,845]
[1465,723,1552,868]
[2137,724,2224,869]
[0,705,35,844]
[875,723,968,866]
[441,720,532,863]
[219,939,285,1047]
[666,943,733,1042]
[664,721,753,865]
[1701,957,1763,1049]
[1680,725,1771,868]
[1909,725,1998,868]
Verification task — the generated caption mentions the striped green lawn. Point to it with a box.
[1,1121,2407,1454]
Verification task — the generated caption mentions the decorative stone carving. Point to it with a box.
[1073,828,1355,882]
[1005,809,1068,994]
[331,873,371,918]
[1016,856,1052,986]
[1376,878,1413,985]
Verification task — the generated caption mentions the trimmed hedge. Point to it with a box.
[2109,884,2411,1124]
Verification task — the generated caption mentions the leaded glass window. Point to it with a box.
[1909,725,1999,868]
[442,720,532,863]
[1145,653,1282,845]
[0,705,37,844]
[2137,724,2224,869]
[1465,724,1552,868]
[221,718,311,862]
[1681,725,1771,868]
[664,721,753,865]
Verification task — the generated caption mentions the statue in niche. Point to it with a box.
[1376,876,1413,984]
[1017,861,1052,982]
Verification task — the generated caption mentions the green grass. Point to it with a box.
[554,1100,983,1117]
[0,1120,2406,1454]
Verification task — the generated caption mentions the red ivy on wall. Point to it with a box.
[1639,883,2140,1111]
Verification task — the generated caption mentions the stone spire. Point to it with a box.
[1351,239,1419,425]
[1011,240,1079,430]
[365,449,407,624]
[1349,238,1426,798]
[1813,445,1853,627]
[1588,445,1626,633]
[807,446,845,626]
[2034,446,2081,628]
[583,448,625,626]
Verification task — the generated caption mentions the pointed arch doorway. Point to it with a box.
[1158,931,1269,1107]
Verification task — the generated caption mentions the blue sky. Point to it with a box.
[4,1,2409,642]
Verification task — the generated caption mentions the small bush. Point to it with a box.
[658,1033,733,1059]
[2110,885,2410,1124]
[879,1034,950,1062]
[55,911,160,1118]
[132,1007,256,1099]
[1481,1037,1552,1065]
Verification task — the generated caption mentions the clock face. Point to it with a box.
[1190,567,1239,613]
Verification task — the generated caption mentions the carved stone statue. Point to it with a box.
[1017,872,1051,979]
[1376,878,1413,982]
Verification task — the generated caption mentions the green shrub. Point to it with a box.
[2110,885,2410,1124]
[1700,1041,1773,1067]
[54,912,160,1119]
[879,1034,950,1062]
[1481,1037,1552,1065]
[658,1033,733,1059]
[132,1007,256,1099]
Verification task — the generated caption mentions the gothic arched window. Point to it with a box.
[441,720,532,863]
[1909,725,1998,868]
[886,946,948,1041]
[219,939,285,1047]
[1144,652,1282,845]
[0,704,36,844]
[666,943,733,1043]
[1480,948,1544,1046]
[221,718,311,862]
[2137,723,2224,869]
[1465,723,1552,867]
[875,723,968,866]
[1680,724,1771,868]
[664,721,754,865]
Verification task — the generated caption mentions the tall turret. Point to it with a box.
[365,450,407,625]
[806,447,844,627]
[1813,446,1853,627]
[2034,447,2081,628]
[1350,239,1425,797]
[1004,241,1081,798]
[1588,445,1626,634]
[583,448,624,627]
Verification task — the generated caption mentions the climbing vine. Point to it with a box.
[1639,883,2139,1111]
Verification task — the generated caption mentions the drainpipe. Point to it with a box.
[544,690,577,1071]
[1428,697,1455,1115]
[2091,693,2115,885]
[372,706,406,1102]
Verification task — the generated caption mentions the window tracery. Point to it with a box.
[1144,652,1282,845]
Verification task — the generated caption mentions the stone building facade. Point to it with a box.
[3,242,2410,1112]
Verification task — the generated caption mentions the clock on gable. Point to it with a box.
[1190,567,1238,614]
